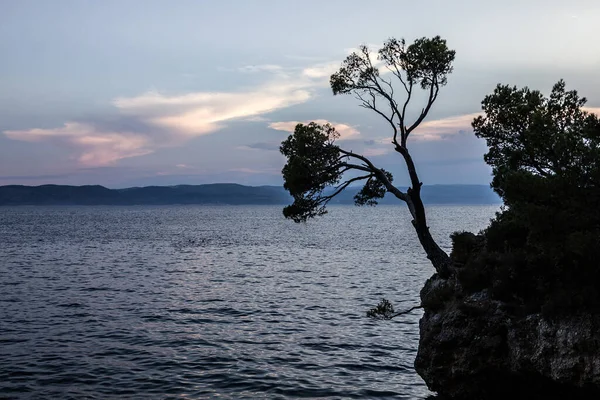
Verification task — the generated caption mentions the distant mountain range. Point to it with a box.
[0,184,501,206]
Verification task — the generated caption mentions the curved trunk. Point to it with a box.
[407,193,452,277]
[398,145,452,276]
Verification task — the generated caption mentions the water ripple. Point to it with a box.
[0,205,498,399]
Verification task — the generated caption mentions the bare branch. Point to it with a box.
[321,174,373,203]
[386,64,410,95]
[355,91,398,139]
[380,76,395,99]
[359,48,405,136]
[399,81,414,143]
[405,78,440,139]
[338,149,378,170]
[367,76,403,129]
[339,162,375,174]
[389,305,423,319]
[337,149,408,201]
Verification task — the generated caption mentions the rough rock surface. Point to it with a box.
[415,271,600,399]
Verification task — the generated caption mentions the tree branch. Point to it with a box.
[359,48,405,136]
[321,174,374,203]
[338,148,378,169]
[405,78,439,139]
[389,305,423,319]
[393,145,421,191]
[338,162,374,174]
[355,91,398,140]
[366,298,423,320]
[399,81,414,144]
[386,64,411,95]
[338,148,408,201]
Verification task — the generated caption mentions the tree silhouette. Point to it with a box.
[458,80,600,314]
[280,36,456,276]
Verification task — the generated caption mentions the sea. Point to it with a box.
[0,205,498,399]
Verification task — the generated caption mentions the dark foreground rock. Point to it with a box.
[415,271,600,399]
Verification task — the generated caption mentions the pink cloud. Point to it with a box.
[302,63,339,79]
[4,123,152,166]
[269,119,360,140]
[410,113,482,141]
[114,83,312,136]
[3,68,324,166]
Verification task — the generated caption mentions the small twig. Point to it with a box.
[389,305,423,319]
[367,298,423,320]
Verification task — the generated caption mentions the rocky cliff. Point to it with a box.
[415,270,600,399]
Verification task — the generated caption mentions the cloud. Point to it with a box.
[269,119,360,140]
[238,64,284,73]
[5,46,395,168]
[4,66,326,167]
[411,113,482,141]
[4,45,494,169]
[244,116,270,122]
[302,63,339,79]
[4,122,153,165]
[228,167,263,174]
[353,113,481,146]
[113,83,312,136]
[237,142,280,151]
[363,147,390,157]
[410,108,600,142]
[298,45,387,84]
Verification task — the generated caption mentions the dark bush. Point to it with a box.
[452,81,600,316]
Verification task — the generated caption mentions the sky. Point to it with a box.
[1,0,599,188]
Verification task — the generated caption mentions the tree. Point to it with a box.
[473,79,600,197]
[455,80,600,314]
[280,36,456,277]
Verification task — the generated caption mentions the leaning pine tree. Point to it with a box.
[280,36,455,288]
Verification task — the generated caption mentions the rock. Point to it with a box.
[415,271,600,399]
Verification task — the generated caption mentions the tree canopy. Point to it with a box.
[473,80,600,196]
[454,80,600,314]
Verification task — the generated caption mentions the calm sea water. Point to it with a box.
[0,205,498,399]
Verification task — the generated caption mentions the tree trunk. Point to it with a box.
[406,192,452,277]
[395,145,452,275]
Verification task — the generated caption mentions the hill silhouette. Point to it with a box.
[0,184,500,206]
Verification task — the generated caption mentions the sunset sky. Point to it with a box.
[1,0,599,187]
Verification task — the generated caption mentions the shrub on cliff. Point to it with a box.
[456,80,600,315]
